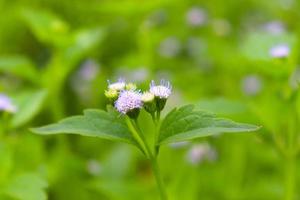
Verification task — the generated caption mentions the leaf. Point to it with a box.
[3,173,48,200]
[0,56,38,82]
[158,105,260,144]
[31,109,138,146]
[11,90,47,128]
[21,8,69,46]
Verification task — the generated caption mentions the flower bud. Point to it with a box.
[125,83,137,91]
[142,92,156,114]
[105,89,118,103]
[149,80,172,111]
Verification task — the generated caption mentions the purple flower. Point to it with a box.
[186,143,217,165]
[186,7,207,27]
[0,94,17,113]
[158,37,181,58]
[269,44,290,58]
[241,75,262,96]
[150,80,172,99]
[115,90,143,114]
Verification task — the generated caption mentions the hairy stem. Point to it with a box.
[132,119,168,200]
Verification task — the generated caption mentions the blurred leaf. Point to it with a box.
[3,173,47,200]
[31,109,138,146]
[196,98,248,116]
[11,90,47,128]
[241,31,296,61]
[158,105,259,144]
[0,56,38,82]
[21,8,69,46]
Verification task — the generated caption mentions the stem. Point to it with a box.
[150,156,168,200]
[125,117,149,157]
[284,155,296,200]
[132,119,168,200]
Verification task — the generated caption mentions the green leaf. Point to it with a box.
[11,90,47,128]
[21,9,69,46]
[0,56,38,82]
[158,105,260,144]
[31,109,138,146]
[3,173,48,200]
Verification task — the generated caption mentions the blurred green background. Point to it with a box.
[1,0,300,199]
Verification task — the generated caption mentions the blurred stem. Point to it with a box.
[150,156,168,200]
[132,119,168,200]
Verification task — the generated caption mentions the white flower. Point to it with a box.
[269,44,290,58]
[0,94,17,113]
[141,92,155,103]
[108,79,126,91]
[115,90,143,114]
[150,80,172,99]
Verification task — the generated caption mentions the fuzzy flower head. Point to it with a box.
[107,79,126,91]
[115,90,143,115]
[0,94,17,113]
[269,44,290,58]
[150,80,172,99]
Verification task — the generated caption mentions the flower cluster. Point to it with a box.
[105,79,172,119]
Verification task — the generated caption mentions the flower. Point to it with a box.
[125,83,137,91]
[115,90,143,117]
[142,92,156,114]
[0,94,17,113]
[108,79,126,91]
[269,44,290,58]
[186,143,217,165]
[141,92,155,103]
[150,80,172,99]
[104,89,118,100]
[186,7,207,27]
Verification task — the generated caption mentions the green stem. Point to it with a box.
[150,156,168,200]
[132,119,168,200]
[125,117,149,157]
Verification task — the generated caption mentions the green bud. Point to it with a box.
[105,89,118,102]
[142,92,156,114]
[155,97,167,111]
[125,83,137,91]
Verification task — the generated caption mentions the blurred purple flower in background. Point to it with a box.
[86,159,102,176]
[241,75,263,96]
[0,94,17,113]
[158,37,181,58]
[269,44,290,58]
[186,143,217,165]
[186,7,207,27]
[263,21,285,35]
[71,59,100,102]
